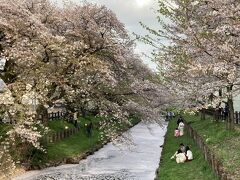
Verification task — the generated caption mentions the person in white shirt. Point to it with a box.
[176,151,186,163]
[171,143,186,159]
[185,146,193,161]
[178,121,184,136]
[171,150,186,163]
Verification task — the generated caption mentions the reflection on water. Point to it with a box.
[14,122,167,180]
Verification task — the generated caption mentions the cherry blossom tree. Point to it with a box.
[140,0,240,129]
[0,0,168,177]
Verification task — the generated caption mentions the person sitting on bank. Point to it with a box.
[178,121,184,136]
[179,143,186,153]
[166,112,170,121]
[177,116,184,125]
[171,143,186,159]
[171,149,186,163]
[174,128,180,137]
[86,121,93,137]
[185,146,193,161]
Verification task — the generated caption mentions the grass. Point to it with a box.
[47,119,75,133]
[78,115,103,129]
[47,115,140,161]
[157,118,218,180]
[0,120,74,138]
[0,124,12,139]
[47,128,100,161]
[184,113,240,177]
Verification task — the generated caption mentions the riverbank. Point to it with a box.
[183,113,240,179]
[8,116,140,179]
[156,117,217,180]
[46,116,140,165]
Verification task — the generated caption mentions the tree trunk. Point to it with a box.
[227,97,234,130]
[215,109,219,123]
[201,110,206,120]
[80,106,86,117]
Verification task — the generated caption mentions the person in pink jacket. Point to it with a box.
[174,128,180,137]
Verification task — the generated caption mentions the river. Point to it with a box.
[14,122,167,180]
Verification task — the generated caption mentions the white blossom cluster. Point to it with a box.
[146,0,240,111]
[0,0,168,176]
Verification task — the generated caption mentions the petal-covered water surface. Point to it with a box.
[14,122,167,180]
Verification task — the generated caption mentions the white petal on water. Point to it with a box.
[14,122,168,180]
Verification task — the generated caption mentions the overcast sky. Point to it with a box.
[57,0,160,70]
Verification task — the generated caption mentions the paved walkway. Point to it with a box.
[14,122,167,180]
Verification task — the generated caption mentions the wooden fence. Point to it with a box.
[0,111,80,143]
[184,120,230,180]
[47,127,80,144]
[1,111,67,124]
[47,111,65,120]
[201,109,240,125]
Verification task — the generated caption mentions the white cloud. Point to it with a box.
[135,0,152,7]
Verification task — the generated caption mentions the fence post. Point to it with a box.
[46,136,49,145]
[64,130,67,138]
[238,112,240,124]
[66,129,70,137]
[60,132,62,141]
[63,131,65,139]
[234,111,238,124]
[57,132,60,141]
[53,134,56,143]
[216,109,218,122]
[45,127,80,143]
[48,135,51,143]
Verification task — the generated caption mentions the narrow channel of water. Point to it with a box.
[14,122,167,180]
